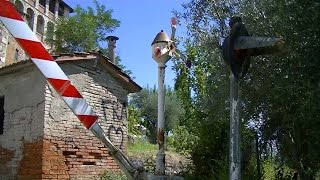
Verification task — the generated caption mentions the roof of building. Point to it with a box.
[0,52,142,93]
[60,0,74,13]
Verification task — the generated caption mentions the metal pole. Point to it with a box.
[229,73,241,180]
[155,63,166,175]
[91,123,137,180]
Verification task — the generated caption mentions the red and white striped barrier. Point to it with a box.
[0,0,97,129]
[0,1,139,178]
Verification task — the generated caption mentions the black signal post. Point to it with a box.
[221,17,285,180]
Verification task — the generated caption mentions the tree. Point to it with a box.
[127,105,142,135]
[239,1,320,178]
[46,1,134,77]
[130,86,185,143]
[174,0,320,178]
[101,50,133,77]
[46,0,120,52]
[172,35,235,179]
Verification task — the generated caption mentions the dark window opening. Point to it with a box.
[15,0,24,16]
[49,0,55,13]
[15,49,19,61]
[26,8,34,30]
[45,22,54,45]
[58,2,64,16]
[36,15,44,35]
[0,96,4,135]
[39,0,45,7]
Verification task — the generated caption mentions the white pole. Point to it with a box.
[155,63,166,175]
[229,73,241,180]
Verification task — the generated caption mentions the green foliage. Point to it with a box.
[174,0,320,178]
[46,0,120,52]
[127,105,141,135]
[239,0,320,178]
[262,158,295,180]
[130,86,185,142]
[99,170,126,180]
[316,171,320,180]
[172,37,233,178]
[97,50,133,77]
[262,159,276,180]
[114,56,133,77]
[128,138,157,154]
[45,1,133,77]
[167,125,198,155]
[45,22,55,49]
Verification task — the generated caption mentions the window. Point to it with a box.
[39,0,45,7]
[15,0,24,16]
[15,49,19,61]
[26,8,34,30]
[49,0,55,13]
[46,22,54,38]
[0,96,4,135]
[36,15,44,35]
[58,2,64,16]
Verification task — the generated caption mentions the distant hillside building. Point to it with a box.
[0,0,73,66]
[0,52,141,179]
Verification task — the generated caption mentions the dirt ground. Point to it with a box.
[128,149,193,175]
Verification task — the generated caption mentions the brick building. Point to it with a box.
[0,52,141,179]
[0,0,73,66]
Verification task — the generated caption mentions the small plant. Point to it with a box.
[99,170,127,180]
[168,125,197,155]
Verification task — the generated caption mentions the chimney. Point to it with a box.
[106,36,119,64]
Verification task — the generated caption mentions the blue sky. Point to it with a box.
[63,0,189,88]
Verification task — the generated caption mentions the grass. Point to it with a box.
[127,138,182,156]
[127,140,157,155]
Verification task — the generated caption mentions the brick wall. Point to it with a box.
[0,59,132,179]
[17,140,43,179]
[42,60,129,179]
[0,145,15,178]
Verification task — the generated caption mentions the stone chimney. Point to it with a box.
[106,36,119,64]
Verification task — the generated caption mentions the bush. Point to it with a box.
[262,158,295,180]
[99,170,127,180]
[168,125,198,155]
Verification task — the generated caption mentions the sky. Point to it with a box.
[63,0,189,88]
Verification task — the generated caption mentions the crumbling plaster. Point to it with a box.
[0,65,46,179]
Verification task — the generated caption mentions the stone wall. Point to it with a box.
[0,18,26,66]
[0,23,9,65]
[0,65,46,179]
[4,36,26,65]
[42,60,129,179]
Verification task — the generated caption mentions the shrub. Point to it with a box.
[168,125,198,155]
[99,170,127,180]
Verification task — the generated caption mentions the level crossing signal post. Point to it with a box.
[220,17,285,180]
